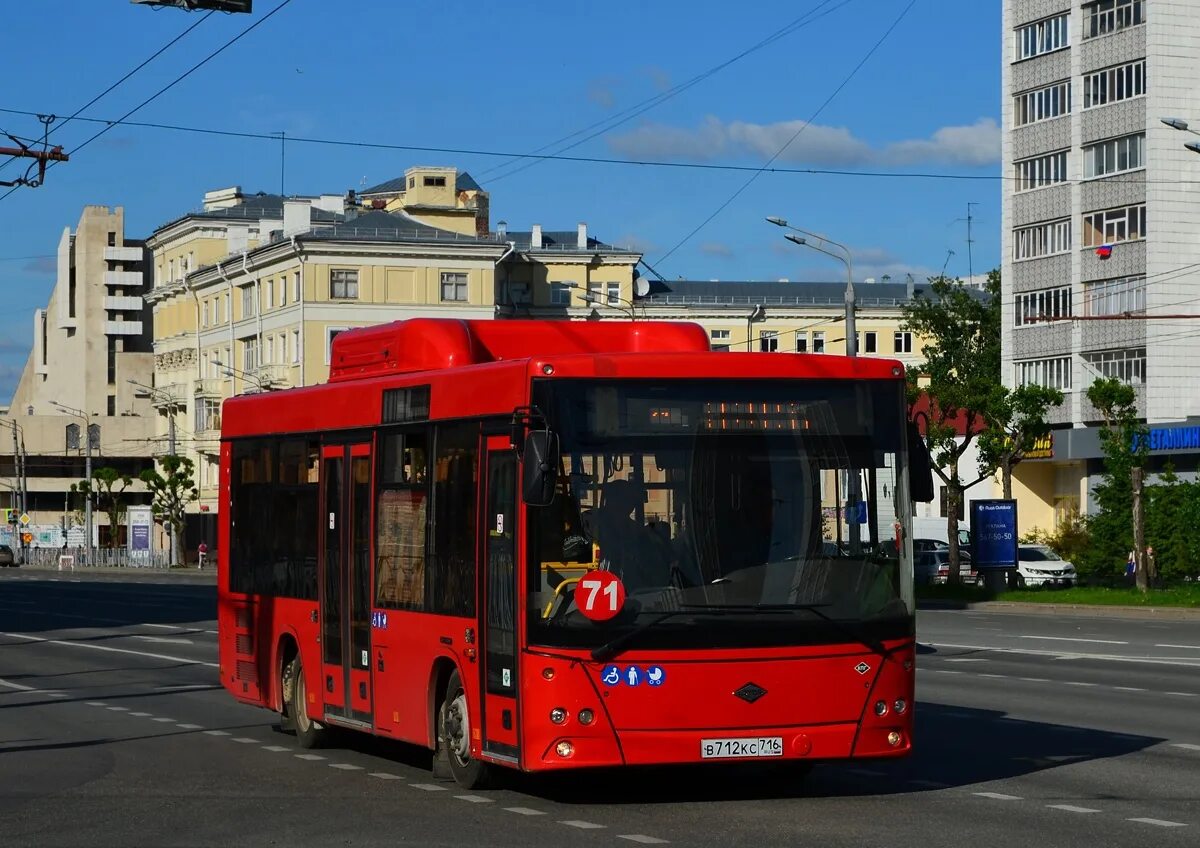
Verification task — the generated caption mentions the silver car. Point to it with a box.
[1015,545,1076,587]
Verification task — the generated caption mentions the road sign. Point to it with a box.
[21,532,33,544]
[3,508,15,524]
[19,512,30,526]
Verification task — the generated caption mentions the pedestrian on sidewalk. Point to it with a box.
[1125,550,1136,585]
[198,540,208,570]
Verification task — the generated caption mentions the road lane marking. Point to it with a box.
[978,673,1008,678]
[1018,677,1050,682]
[1170,743,1200,752]
[203,730,230,736]
[1156,644,1200,650]
[505,807,546,816]
[974,792,1021,800]
[47,692,67,698]
[133,636,194,645]
[176,723,203,730]
[154,685,213,692]
[262,745,290,752]
[944,658,988,663]
[330,763,363,771]
[410,783,447,791]
[129,712,153,717]
[1,631,218,668]
[455,795,493,803]
[231,736,259,742]
[561,821,606,829]
[85,701,108,706]
[618,836,670,844]
[1017,636,1128,645]
[369,772,401,780]
[106,706,129,711]
[924,641,1200,669]
[0,678,38,692]
[1128,818,1186,828]
[153,717,176,723]
[1047,805,1101,814]
[1062,681,1097,687]
[1112,686,1146,692]
[295,753,325,760]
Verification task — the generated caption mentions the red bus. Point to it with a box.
[218,317,932,788]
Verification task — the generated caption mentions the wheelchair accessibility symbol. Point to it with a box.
[601,665,622,686]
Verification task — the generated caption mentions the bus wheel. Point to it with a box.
[439,669,489,789]
[286,657,326,749]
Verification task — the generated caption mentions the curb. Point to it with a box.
[922,600,1200,621]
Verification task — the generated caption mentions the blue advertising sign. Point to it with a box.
[844,501,867,525]
[970,499,1018,569]
[131,523,150,551]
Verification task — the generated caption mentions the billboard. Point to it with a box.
[969,499,1019,569]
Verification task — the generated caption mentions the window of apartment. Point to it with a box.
[107,337,116,384]
[330,268,359,299]
[1085,347,1146,384]
[893,331,913,354]
[759,330,779,353]
[107,232,116,247]
[1014,80,1071,126]
[812,331,826,354]
[1083,133,1144,179]
[1083,59,1146,109]
[606,282,621,306]
[1082,204,1145,247]
[107,395,115,417]
[195,398,221,432]
[279,277,286,307]
[291,329,300,364]
[440,272,468,302]
[240,284,255,318]
[266,279,274,310]
[1014,150,1068,191]
[224,292,230,323]
[795,332,808,353]
[423,176,447,187]
[326,327,348,364]
[549,282,571,306]
[293,272,301,303]
[1015,286,1073,326]
[711,329,731,352]
[861,331,877,354]
[1083,275,1146,316]
[242,338,260,372]
[1014,218,1072,260]
[1016,356,1072,390]
[265,334,274,364]
[408,177,416,189]
[168,258,175,282]
[224,346,231,377]
[1015,13,1069,61]
[1084,0,1144,40]
[201,300,209,327]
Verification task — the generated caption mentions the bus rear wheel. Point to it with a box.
[438,669,489,789]
[285,657,326,749]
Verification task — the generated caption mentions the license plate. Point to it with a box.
[700,737,784,759]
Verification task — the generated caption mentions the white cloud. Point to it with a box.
[610,116,1000,168]
[699,241,734,258]
[587,77,619,110]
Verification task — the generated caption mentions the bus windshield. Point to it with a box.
[526,378,914,652]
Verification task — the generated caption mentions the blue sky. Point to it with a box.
[0,0,1000,403]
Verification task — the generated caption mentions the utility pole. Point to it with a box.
[84,423,93,568]
[1131,466,1147,594]
[168,403,178,567]
[9,423,23,564]
[19,434,29,556]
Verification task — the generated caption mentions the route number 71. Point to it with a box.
[576,571,626,622]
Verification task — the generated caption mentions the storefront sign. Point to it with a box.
[1025,433,1053,459]
[1142,426,1200,453]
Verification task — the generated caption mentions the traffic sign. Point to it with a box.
[18,512,30,526]
[21,532,33,544]
[3,508,15,524]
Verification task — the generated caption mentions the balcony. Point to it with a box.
[105,320,144,336]
[194,378,225,399]
[104,295,144,311]
[104,270,143,287]
[149,383,185,411]
[245,363,292,392]
[104,246,143,263]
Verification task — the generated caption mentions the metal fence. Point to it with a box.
[21,547,173,569]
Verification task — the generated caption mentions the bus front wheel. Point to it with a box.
[438,669,489,789]
[285,657,326,749]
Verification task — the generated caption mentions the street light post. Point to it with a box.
[2,420,26,563]
[52,402,93,567]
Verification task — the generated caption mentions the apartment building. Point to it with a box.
[0,205,156,551]
[1002,0,1200,528]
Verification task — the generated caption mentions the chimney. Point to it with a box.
[906,274,915,300]
[496,220,507,240]
[283,200,311,237]
[227,224,249,255]
[531,224,542,250]
[577,222,588,249]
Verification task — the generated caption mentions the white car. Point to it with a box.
[1015,545,1077,588]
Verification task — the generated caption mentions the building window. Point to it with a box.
[711,329,731,352]
[1013,80,1071,126]
[1016,286,1073,326]
[759,331,779,353]
[795,332,808,353]
[440,272,468,302]
[1083,133,1145,179]
[1084,0,1144,40]
[408,177,416,189]
[242,338,260,372]
[1014,219,1071,260]
[812,331,826,354]
[861,332,877,354]
[893,331,913,354]
[224,292,230,323]
[1014,150,1068,191]
[330,268,358,299]
[326,327,348,364]
[1082,204,1145,247]
[107,232,116,247]
[1084,347,1146,384]
[195,398,221,432]
[291,329,300,364]
[241,285,255,319]
[293,272,301,303]
[1083,275,1146,316]
[266,279,274,309]
[549,282,571,306]
[423,176,447,187]
[1016,356,1072,390]
[107,394,115,417]
[279,277,287,307]
[201,300,209,327]
[1083,60,1146,109]
[606,282,621,306]
[1015,13,1069,61]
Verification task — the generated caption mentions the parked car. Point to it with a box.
[0,544,16,567]
[1015,545,1076,588]
[915,549,980,586]
[913,538,949,554]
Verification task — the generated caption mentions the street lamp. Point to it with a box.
[1161,118,1200,156]
[565,282,638,320]
[51,401,95,567]
[768,218,857,358]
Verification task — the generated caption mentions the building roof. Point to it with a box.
[302,210,488,244]
[360,171,483,197]
[641,278,928,308]
[153,192,343,234]
[501,230,626,253]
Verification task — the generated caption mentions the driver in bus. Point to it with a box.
[594,479,673,593]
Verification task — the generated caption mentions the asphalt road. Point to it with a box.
[2,569,1198,847]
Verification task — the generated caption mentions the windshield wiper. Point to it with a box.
[590,607,779,663]
[678,602,891,658]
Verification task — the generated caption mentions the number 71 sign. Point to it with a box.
[577,571,626,622]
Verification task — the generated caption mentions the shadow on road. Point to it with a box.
[0,578,215,633]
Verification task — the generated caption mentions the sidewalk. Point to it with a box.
[5,563,217,581]
[919,599,1200,621]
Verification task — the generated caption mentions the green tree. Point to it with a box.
[1084,377,1148,587]
[976,383,1065,500]
[903,270,1002,581]
[70,467,132,548]
[1144,466,1200,583]
[140,455,198,565]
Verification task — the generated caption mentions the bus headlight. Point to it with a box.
[893,698,908,715]
[555,740,574,758]
[578,708,595,726]
[874,700,888,716]
[550,707,568,724]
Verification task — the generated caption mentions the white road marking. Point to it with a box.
[1170,743,1200,752]
[153,717,176,723]
[133,636,194,645]
[505,807,547,816]
[1018,677,1050,682]
[618,836,669,844]
[0,678,38,692]
[176,723,203,730]
[106,706,129,711]
[925,641,1200,669]
[203,730,230,737]
[561,821,606,829]
[974,792,1021,800]
[1112,686,1146,692]
[85,701,108,706]
[329,763,363,771]
[410,783,447,791]
[154,684,212,692]
[262,745,290,752]
[1,631,218,668]
[47,692,67,698]
[1017,635,1128,645]
[1165,692,1197,697]
[369,772,401,780]
[926,669,964,675]
[978,673,1008,678]
[455,795,493,803]
[1062,681,1097,687]
[944,658,988,663]
[295,753,325,760]
[1156,644,1200,650]
[1047,805,1101,814]
[129,712,153,717]
[1128,818,1186,828]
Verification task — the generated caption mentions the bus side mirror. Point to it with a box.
[907,421,935,503]
[522,430,559,506]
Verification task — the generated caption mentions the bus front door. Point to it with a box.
[479,436,520,762]
[319,441,374,725]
